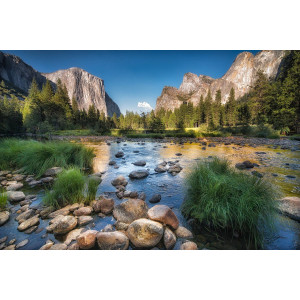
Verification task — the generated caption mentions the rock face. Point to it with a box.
[0,51,121,117]
[0,51,47,92]
[43,67,120,117]
[155,50,286,112]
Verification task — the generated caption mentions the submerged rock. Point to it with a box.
[115,151,124,158]
[111,175,128,187]
[154,165,167,173]
[278,197,300,222]
[132,160,146,166]
[127,218,164,248]
[149,194,161,204]
[148,205,179,230]
[113,199,148,224]
[16,239,29,249]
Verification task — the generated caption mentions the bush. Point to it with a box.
[43,168,101,208]
[181,158,279,248]
[0,188,7,209]
[249,124,280,139]
[0,139,95,177]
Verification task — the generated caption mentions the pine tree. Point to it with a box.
[204,90,214,129]
[213,90,222,126]
[225,88,237,126]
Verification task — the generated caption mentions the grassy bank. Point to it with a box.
[51,124,282,139]
[182,158,279,248]
[0,139,95,177]
[43,168,101,208]
[0,188,7,209]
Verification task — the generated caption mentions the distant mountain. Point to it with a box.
[155,50,286,112]
[0,51,121,117]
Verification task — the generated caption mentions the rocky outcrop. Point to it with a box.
[0,51,47,92]
[0,51,121,117]
[155,50,286,111]
[42,67,120,116]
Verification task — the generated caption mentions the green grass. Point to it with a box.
[43,168,101,208]
[51,129,95,136]
[126,133,165,139]
[181,157,280,249]
[85,176,102,204]
[0,188,7,209]
[0,139,95,177]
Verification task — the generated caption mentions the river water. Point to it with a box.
[1,139,299,250]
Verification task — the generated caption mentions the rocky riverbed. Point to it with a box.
[1,137,300,250]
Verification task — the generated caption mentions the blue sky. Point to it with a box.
[4,50,259,113]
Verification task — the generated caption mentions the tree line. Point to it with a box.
[0,50,299,135]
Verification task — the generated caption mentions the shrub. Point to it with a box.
[43,168,85,208]
[0,139,95,177]
[0,188,7,209]
[43,168,101,208]
[182,158,279,248]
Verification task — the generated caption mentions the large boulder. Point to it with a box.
[52,216,77,235]
[164,227,176,249]
[129,170,149,179]
[278,197,300,222]
[113,199,148,224]
[44,167,63,177]
[147,205,179,230]
[7,191,25,203]
[17,216,40,231]
[111,175,128,187]
[77,230,98,249]
[64,228,84,246]
[97,231,129,250]
[92,197,114,214]
[0,211,10,226]
[127,218,164,248]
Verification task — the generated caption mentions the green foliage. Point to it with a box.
[85,176,102,204]
[43,168,101,208]
[43,168,85,208]
[0,139,95,177]
[0,188,7,209]
[182,158,280,248]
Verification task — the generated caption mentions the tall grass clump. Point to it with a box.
[43,168,101,208]
[0,188,7,209]
[85,176,102,204]
[182,158,279,248]
[0,139,95,177]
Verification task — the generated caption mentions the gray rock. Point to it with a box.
[7,191,25,203]
[129,170,149,179]
[149,194,161,204]
[97,231,129,250]
[132,160,146,166]
[43,167,63,177]
[16,239,29,249]
[6,183,23,191]
[115,151,124,158]
[52,216,77,235]
[111,175,128,187]
[17,216,40,231]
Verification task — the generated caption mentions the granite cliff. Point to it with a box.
[0,51,120,117]
[155,50,286,112]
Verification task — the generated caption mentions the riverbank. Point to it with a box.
[1,137,299,250]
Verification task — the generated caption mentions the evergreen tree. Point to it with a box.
[225,88,237,126]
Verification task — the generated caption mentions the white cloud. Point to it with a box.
[137,101,153,111]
